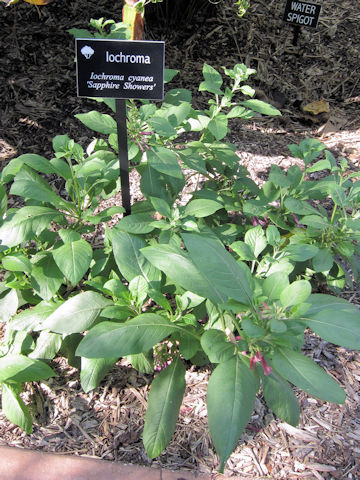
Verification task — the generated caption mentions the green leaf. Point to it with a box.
[207,356,259,472]
[266,225,281,246]
[147,147,184,179]
[10,301,62,332]
[0,207,64,249]
[143,356,186,458]
[2,254,32,273]
[230,241,256,261]
[199,63,223,95]
[142,243,227,305]
[127,351,154,374]
[115,213,156,234]
[262,370,300,426]
[76,313,177,358]
[182,233,254,306]
[240,99,281,116]
[173,329,200,360]
[301,215,329,230]
[52,235,93,285]
[75,111,117,134]
[112,230,161,283]
[41,291,112,334]
[163,88,192,106]
[280,280,311,308]
[284,244,319,261]
[0,287,18,322]
[303,294,360,350]
[150,197,171,217]
[244,226,267,258]
[0,354,56,383]
[0,185,7,219]
[80,357,118,393]
[201,330,236,363]
[30,253,64,301]
[306,159,332,173]
[284,197,319,216]
[164,68,179,83]
[59,333,82,369]
[207,115,228,141]
[14,154,56,174]
[263,272,289,300]
[270,348,345,404]
[185,199,223,218]
[147,117,176,137]
[329,184,347,207]
[10,166,66,208]
[312,248,334,272]
[28,331,62,360]
[1,383,33,434]
[226,105,250,119]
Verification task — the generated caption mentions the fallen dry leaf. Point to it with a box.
[302,99,331,115]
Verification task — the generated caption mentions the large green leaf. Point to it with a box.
[312,248,334,272]
[10,301,62,332]
[240,99,281,116]
[147,147,184,179]
[0,185,7,219]
[28,331,62,360]
[10,166,66,208]
[80,357,118,393]
[76,313,177,358]
[112,230,161,283]
[41,291,112,334]
[270,348,345,404]
[284,244,319,261]
[302,294,360,350]
[199,63,223,95]
[1,383,33,434]
[244,226,267,258]
[207,115,228,141]
[201,329,236,363]
[127,351,154,374]
[280,280,311,308]
[182,233,254,306]
[263,272,289,300]
[115,213,156,234]
[147,117,176,137]
[30,253,64,301]
[184,199,223,218]
[0,207,64,249]
[143,356,186,458]
[262,371,300,426]
[207,356,259,472]
[2,254,32,273]
[52,233,93,285]
[141,243,228,305]
[0,354,56,383]
[0,287,18,322]
[15,153,56,174]
[75,111,117,134]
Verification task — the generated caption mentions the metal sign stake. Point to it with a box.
[115,99,131,216]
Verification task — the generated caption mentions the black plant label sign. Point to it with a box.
[283,0,321,28]
[76,38,165,100]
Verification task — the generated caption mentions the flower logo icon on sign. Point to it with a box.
[81,45,95,59]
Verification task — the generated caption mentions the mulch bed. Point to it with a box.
[0,0,359,478]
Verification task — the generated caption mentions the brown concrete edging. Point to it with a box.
[0,446,240,480]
